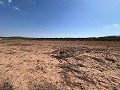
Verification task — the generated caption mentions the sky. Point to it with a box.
[0,0,120,38]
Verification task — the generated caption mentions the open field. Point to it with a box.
[0,38,120,90]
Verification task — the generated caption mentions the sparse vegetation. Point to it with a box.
[28,81,59,90]
[50,45,120,89]
[51,47,77,62]
[0,35,120,41]
[0,79,14,90]
[0,39,120,90]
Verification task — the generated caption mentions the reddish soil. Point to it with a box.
[0,39,120,90]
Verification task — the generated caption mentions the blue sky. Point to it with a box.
[0,0,120,37]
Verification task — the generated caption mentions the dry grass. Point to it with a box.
[28,81,59,90]
[0,79,14,90]
[50,45,120,90]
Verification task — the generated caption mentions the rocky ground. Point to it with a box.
[0,39,120,90]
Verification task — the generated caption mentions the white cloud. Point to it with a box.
[0,1,4,5]
[13,6,20,11]
[113,24,120,28]
[8,0,12,3]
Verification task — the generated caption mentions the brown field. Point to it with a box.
[0,39,120,90]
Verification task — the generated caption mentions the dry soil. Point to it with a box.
[0,39,120,90]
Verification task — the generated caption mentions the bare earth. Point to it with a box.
[0,39,120,90]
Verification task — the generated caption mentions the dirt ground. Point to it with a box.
[0,39,120,90]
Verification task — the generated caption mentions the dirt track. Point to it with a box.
[0,39,120,90]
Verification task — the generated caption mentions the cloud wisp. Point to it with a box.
[28,0,36,4]
[13,6,20,11]
[113,24,120,28]
[0,0,37,14]
[8,0,12,3]
[33,0,36,4]
[0,1,4,5]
